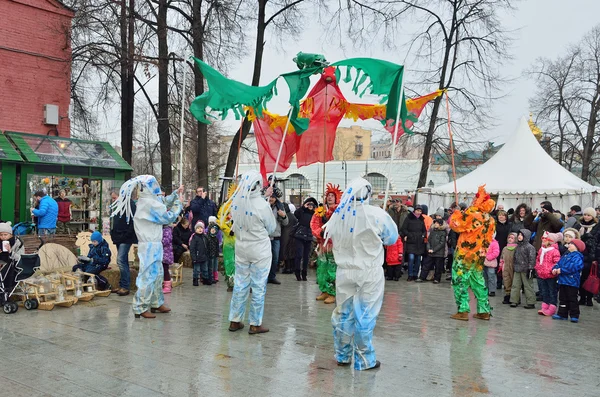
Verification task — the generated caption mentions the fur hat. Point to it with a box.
[90,231,103,243]
[542,231,563,243]
[0,222,13,234]
[303,197,318,207]
[571,239,586,253]
[563,228,581,240]
[583,207,597,218]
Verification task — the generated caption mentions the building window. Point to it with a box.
[286,173,310,190]
[365,172,388,192]
[355,141,363,156]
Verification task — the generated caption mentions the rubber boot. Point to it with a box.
[302,269,307,281]
[162,280,172,294]
[546,304,557,316]
[538,302,548,315]
[213,271,219,282]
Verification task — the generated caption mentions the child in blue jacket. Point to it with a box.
[72,231,112,291]
[552,239,585,323]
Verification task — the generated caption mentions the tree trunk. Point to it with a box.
[157,0,172,189]
[120,0,132,170]
[192,0,208,190]
[124,0,135,177]
[581,103,598,181]
[222,0,267,186]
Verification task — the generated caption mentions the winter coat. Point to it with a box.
[553,251,584,287]
[400,212,427,255]
[87,239,111,268]
[294,204,315,242]
[189,233,208,263]
[55,197,71,222]
[111,200,138,245]
[280,202,298,261]
[526,212,563,251]
[387,207,408,232]
[580,221,599,268]
[534,244,561,279]
[564,212,582,229]
[162,226,174,264]
[447,230,459,253]
[385,236,404,265]
[189,196,217,228]
[173,223,192,251]
[500,244,516,272]
[32,195,59,229]
[206,232,220,259]
[514,229,537,272]
[270,202,289,239]
[426,222,448,258]
[495,220,512,253]
[484,239,500,268]
[509,204,531,233]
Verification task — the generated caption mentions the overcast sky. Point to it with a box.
[100,0,600,149]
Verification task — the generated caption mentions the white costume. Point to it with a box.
[227,171,276,326]
[323,178,398,370]
[112,175,181,315]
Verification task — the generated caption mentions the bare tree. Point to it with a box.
[530,25,600,183]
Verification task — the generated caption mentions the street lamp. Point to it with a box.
[341,160,348,188]
[428,180,435,188]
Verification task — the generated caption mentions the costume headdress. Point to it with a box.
[111,175,161,221]
[471,185,495,214]
[325,183,343,204]
[323,178,373,247]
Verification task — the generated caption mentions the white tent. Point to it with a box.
[420,117,599,212]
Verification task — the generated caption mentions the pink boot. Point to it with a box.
[538,302,548,315]
[213,271,219,282]
[162,280,172,294]
[545,304,557,316]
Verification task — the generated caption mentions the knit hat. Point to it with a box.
[583,207,596,218]
[405,200,413,207]
[303,197,318,207]
[195,221,205,230]
[570,205,582,213]
[414,205,423,211]
[541,202,554,213]
[563,228,581,240]
[507,232,518,241]
[571,239,586,253]
[90,231,103,243]
[0,222,13,234]
[542,231,563,243]
[435,207,445,217]
[208,216,217,224]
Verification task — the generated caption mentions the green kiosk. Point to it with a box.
[0,131,132,233]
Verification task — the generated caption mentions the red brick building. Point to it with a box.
[0,0,74,137]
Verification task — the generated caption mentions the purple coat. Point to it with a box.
[162,226,174,264]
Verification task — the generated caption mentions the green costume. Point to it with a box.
[316,251,337,296]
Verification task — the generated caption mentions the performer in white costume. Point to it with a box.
[227,170,276,334]
[112,175,183,319]
[323,178,398,370]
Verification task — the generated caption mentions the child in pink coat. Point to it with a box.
[483,238,500,297]
[534,231,562,316]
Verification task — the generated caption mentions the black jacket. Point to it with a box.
[400,212,427,255]
[110,200,138,245]
[189,196,217,227]
[189,233,208,263]
[495,220,512,253]
[173,223,193,250]
[294,206,315,241]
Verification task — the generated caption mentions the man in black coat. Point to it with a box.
[400,205,427,281]
[189,186,217,228]
[110,199,137,296]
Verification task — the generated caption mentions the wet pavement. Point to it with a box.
[1,268,598,397]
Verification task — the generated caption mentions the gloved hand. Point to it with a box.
[527,269,534,280]
[229,230,234,236]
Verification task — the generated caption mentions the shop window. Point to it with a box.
[365,172,388,192]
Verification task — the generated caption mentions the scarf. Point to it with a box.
[539,245,554,265]
[506,243,517,251]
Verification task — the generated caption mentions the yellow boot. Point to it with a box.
[324,294,336,304]
[316,292,328,301]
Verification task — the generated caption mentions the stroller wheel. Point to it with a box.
[10,302,18,313]
[32,300,39,309]
[3,303,12,314]
[24,299,36,310]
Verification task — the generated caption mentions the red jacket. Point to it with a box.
[386,237,404,266]
[55,197,71,223]
[311,204,337,252]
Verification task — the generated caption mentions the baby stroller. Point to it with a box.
[0,244,41,313]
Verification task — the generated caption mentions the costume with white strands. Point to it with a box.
[227,171,276,328]
[323,178,398,370]
[111,175,181,316]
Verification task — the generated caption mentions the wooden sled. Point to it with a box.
[170,263,184,287]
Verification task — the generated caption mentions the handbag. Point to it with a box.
[582,261,600,295]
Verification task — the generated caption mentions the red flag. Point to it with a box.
[252,111,299,180]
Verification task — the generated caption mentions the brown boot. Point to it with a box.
[248,325,269,334]
[324,295,336,304]
[316,292,328,301]
[473,312,490,321]
[450,312,469,321]
[135,311,156,319]
[117,288,130,296]
[151,305,171,313]
[228,321,244,332]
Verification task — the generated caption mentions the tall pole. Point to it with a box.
[322,84,328,200]
[271,107,293,186]
[179,62,188,186]
[382,71,405,206]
